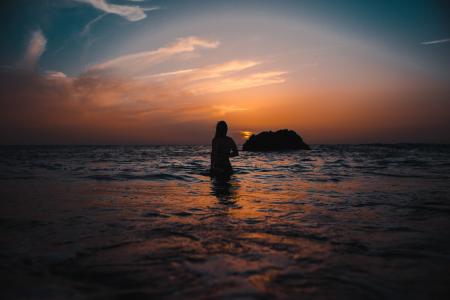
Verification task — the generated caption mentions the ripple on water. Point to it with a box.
[0,144,449,299]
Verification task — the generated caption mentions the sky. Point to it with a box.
[0,0,449,145]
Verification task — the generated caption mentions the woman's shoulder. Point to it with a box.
[225,136,237,145]
[212,136,224,144]
[213,136,235,143]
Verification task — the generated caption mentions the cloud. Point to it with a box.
[185,71,287,95]
[213,105,248,116]
[44,71,68,79]
[81,13,107,36]
[421,38,450,45]
[146,60,261,82]
[87,36,220,75]
[0,67,219,144]
[74,0,159,22]
[84,37,286,95]
[20,29,47,70]
[141,59,286,94]
[0,36,289,144]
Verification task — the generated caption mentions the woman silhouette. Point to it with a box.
[210,121,239,178]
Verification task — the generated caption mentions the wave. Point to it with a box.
[1,145,449,184]
[363,171,449,179]
[85,173,197,182]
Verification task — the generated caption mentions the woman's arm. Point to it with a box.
[211,139,217,166]
[229,138,239,157]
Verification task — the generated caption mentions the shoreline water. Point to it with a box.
[1,145,449,299]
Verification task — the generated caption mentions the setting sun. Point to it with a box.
[240,131,254,140]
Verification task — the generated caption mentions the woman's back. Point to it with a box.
[211,136,236,168]
[210,121,238,177]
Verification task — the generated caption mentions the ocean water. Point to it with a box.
[0,144,449,299]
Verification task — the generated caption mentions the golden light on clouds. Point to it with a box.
[1,8,449,145]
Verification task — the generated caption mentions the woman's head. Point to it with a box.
[215,120,228,137]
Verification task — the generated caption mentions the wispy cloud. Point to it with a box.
[213,105,248,116]
[81,37,286,96]
[44,71,68,79]
[74,0,159,22]
[190,60,261,80]
[143,60,286,94]
[147,60,261,82]
[20,29,47,70]
[81,13,107,36]
[421,38,450,45]
[87,36,220,75]
[188,71,287,95]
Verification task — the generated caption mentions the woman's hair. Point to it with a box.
[215,120,228,138]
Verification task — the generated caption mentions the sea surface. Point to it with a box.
[1,144,449,299]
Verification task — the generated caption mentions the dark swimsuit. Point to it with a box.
[211,136,237,177]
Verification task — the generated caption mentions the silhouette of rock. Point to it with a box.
[242,129,310,151]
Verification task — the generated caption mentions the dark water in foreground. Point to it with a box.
[1,144,449,299]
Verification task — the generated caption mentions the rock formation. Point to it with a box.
[242,129,310,151]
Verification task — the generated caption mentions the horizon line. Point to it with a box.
[1,142,449,147]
